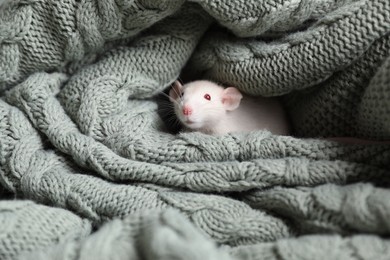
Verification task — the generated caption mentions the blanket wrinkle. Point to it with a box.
[18,209,235,260]
[229,235,390,260]
[284,33,390,137]
[0,0,390,259]
[243,183,390,235]
[188,0,390,96]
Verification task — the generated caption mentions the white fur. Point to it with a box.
[170,80,290,136]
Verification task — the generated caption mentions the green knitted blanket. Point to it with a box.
[1,0,390,259]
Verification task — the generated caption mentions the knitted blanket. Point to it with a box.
[0,0,390,259]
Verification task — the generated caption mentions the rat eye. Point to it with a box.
[204,94,211,101]
[179,92,184,98]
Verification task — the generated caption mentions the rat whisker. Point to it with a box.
[157,98,174,106]
[158,108,175,114]
[171,84,183,103]
[177,77,184,84]
[164,80,290,136]
[158,91,181,107]
[166,114,182,129]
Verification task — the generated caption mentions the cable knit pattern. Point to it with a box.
[0,0,184,91]
[229,235,390,260]
[188,0,390,96]
[20,209,233,260]
[0,0,389,259]
[0,201,91,260]
[358,55,390,138]
[284,33,390,137]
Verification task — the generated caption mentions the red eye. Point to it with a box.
[204,94,211,101]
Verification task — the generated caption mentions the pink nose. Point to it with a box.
[183,106,192,116]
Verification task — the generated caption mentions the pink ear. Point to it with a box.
[222,87,243,111]
[169,80,183,102]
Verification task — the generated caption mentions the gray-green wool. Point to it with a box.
[0,0,389,259]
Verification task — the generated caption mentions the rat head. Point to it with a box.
[169,80,243,130]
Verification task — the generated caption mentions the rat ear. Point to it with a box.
[222,87,243,111]
[169,80,183,102]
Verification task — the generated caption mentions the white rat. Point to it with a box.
[169,80,290,135]
[167,80,390,145]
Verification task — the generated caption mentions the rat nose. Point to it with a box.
[182,106,192,116]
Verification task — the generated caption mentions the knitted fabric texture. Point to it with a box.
[0,0,389,259]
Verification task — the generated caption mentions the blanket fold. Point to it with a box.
[0,0,389,259]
